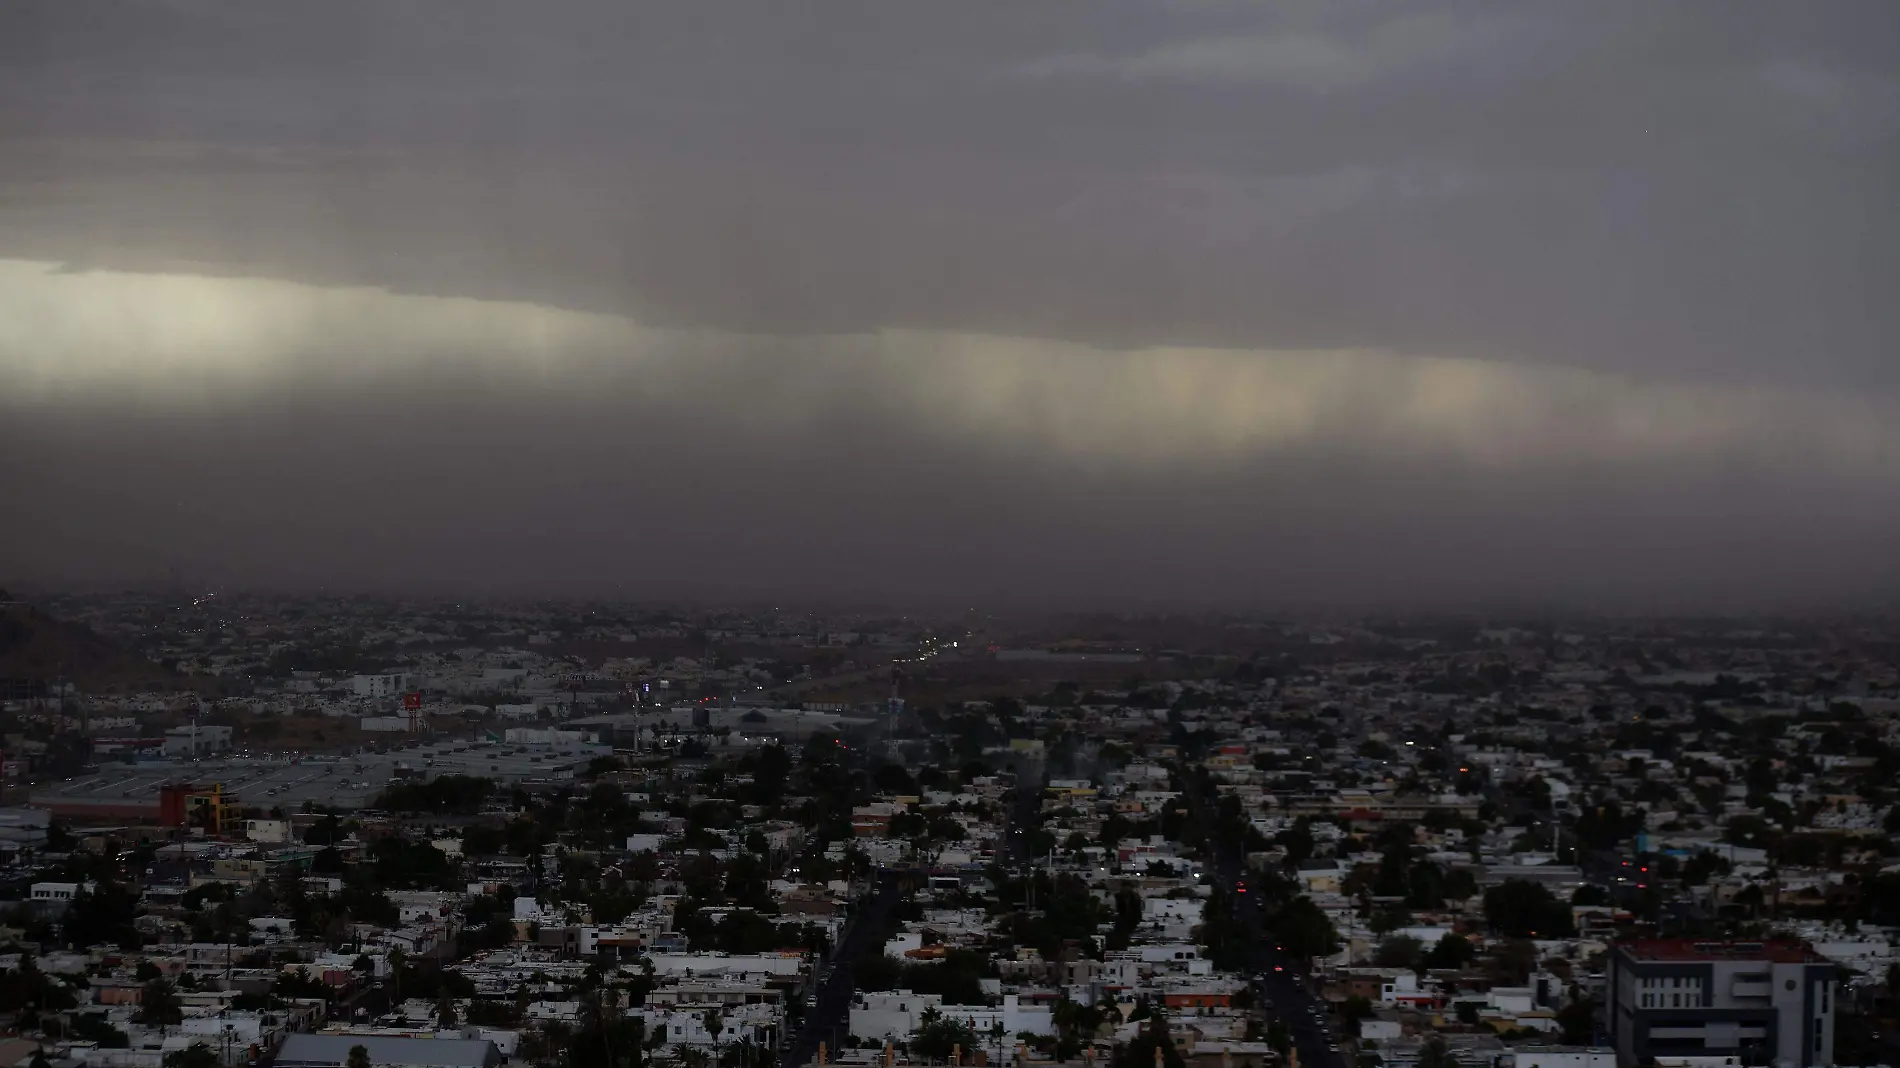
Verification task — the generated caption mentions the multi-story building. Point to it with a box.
[351,672,413,698]
[1607,940,1835,1068]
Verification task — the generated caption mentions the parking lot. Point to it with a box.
[33,737,614,814]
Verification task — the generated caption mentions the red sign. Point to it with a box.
[403,693,422,711]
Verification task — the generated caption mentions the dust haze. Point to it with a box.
[3,2,1898,610]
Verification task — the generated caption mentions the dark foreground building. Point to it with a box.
[1608,940,1835,1067]
[275,1035,503,1068]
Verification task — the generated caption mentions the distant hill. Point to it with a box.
[0,591,182,693]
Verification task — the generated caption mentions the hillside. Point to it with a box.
[0,591,182,693]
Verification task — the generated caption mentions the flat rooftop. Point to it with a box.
[32,739,613,811]
[1619,939,1825,964]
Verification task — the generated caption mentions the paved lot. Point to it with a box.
[34,738,613,812]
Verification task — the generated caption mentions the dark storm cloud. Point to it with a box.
[2,2,1898,607]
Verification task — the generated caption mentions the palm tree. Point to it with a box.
[1416,1038,1456,1068]
[388,947,408,1004]
[1052,999,1084,1056]
[590,985,622,1068]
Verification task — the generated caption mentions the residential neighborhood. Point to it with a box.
[4,596,1899,1068]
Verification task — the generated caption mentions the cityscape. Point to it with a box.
[3,594,1898,1068]
[5,5,1900,1068]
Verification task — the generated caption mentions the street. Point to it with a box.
[1182,774,1348,1068]
[780,870,902,1067]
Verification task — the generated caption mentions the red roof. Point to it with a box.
[1619,939,1824,964]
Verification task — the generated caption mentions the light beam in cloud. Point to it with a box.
[5,258,1900,478]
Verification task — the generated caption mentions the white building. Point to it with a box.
[644,952,805,978]
[1361,1020,1403,1042]
[633,1003,779,1047]
[163,724,234,757]
[245,819,291,844]
[352,673,413,698]
[849,991,1053,1055]
[1510,1048,1615,1068]
[1136,943,1205,966]
[1141,896,1205,931]
[503,728,585,746]
[1372,970,1426,1008]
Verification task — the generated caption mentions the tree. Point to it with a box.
[348,1045,373,1068]
[138,978,184,1030]
[463,823,505,857]
[1369,902,1415,934]
[164,1045,220,1068]
[873,763,918,797]
[69,1014,131,1048]
[65,881,141,949]
[1557,998,1598,1045]
[1416,1038,1457,1068]
[1482,880,1574,938]
[1341,996,1374,1035]
[1264,1022,1291,1058]
[1423,934,1476,971]
[1112,1014,1184,1068]
[911,1008,978,1064]
[305,814,344,845]
[1266,895,1341,960]
[387,948,409,1003]
[1052,997,1109,1060]
[376,774,495,814]
[1487,939,1539,985]
[1725,814,1772,847]
[1374,936,1423,971]
[518,1027,564,1068]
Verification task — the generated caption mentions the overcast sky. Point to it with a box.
[3,1,1898,611]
